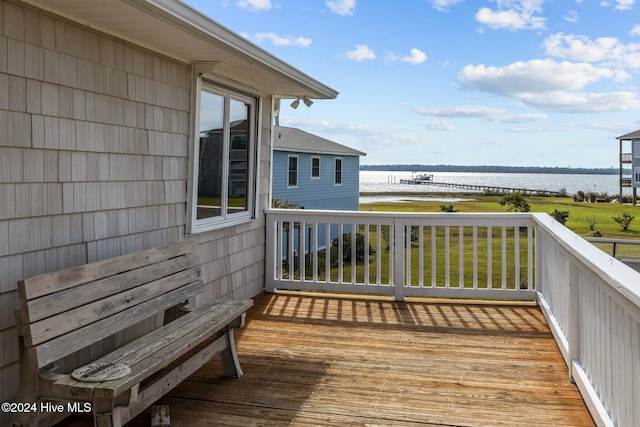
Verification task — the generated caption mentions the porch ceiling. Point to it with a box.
[24,0,339,99]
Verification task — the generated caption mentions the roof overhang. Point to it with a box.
[23,0,338,100]
[617,129,640,141]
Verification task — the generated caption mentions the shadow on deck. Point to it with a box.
[66,291,594,426]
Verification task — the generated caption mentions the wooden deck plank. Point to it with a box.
[62,292,594,426]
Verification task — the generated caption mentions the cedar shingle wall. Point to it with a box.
[0,0,269,414]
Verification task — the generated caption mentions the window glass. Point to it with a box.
[193,81,256,230]
[197,91,225,219]
[335,158,342,185]
[288,156,298,187]
[311,157,320,178]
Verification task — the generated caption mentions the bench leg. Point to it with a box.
[220,328,243,378]
[93,398,122,427]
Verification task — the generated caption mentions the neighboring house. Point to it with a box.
[0,0,337,417]
[617,129,640,205]
[272,125,365,210]
[272,126,365,254]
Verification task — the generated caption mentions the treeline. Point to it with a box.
[360,164,625,175]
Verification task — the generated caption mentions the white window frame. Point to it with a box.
[311,156,321,179]
[187,77,259,233]
[334,157,343,186]
[288,155,299,188]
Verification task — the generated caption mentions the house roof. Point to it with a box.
[273,126,366,157]
[617,129,640,140]
[25,0,338,100]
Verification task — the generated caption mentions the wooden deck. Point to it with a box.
[65,292,594,426]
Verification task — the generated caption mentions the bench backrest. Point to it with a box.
[15,239,204,369]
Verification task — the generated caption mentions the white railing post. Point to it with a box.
[568,258,581,382]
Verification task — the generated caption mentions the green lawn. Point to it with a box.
[360,195,640,258]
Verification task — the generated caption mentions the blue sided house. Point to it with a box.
[272,126,366,210]
[272,126,366,255]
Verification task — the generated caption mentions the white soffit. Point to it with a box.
[23,0,338,99]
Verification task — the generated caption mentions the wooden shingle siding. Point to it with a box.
[0,1,271,419]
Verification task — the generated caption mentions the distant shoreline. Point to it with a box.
[360,164,626,175]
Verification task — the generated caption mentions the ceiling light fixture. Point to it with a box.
[290,98,300,109]
[303,97,313,107]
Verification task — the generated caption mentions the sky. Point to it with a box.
[182,0,640,168]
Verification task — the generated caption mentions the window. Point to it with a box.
[635,141,640,158]
[190,80,257,231]
[288,155,298,187]
[334,157,342,185]
[311,156,321,178]
[635,167,640,184]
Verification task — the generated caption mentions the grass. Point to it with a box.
[360,194,640,258]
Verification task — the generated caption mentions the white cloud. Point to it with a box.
[415,105,547,123]
[458,59,626,97]
[631,24,640,37]
[252,32,312,47]
[520,91,640,112]
[564,11,578,23]
[401,48,428,64]
[456,59,640,113]
[430,0,465,12]
[489,113,548,123]
[543,33,640,69]
[415,105,507,118]
[615,0,634,10]
[326,0,356,16]
[420,120,456,131]
[344,44,376,61]
[475,0,545,31]
[237,0,272,12]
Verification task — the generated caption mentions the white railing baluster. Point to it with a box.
[406,225,412,286]
[459,226,464,288]
[299,221,306,282]
[364,224,370,285]
[351,224,357,284]
[473,226,478,289]
[338,223,343,284]
[376,224,382,285]
[514,226,520,289]
[325,223,331,283]
[419,225,424,287]
[431,225,437,287]
[445,226,450,288]
[312,222,318,282]
[501,226,507,290]
[487,226,492,289]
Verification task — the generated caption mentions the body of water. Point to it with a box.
[360,171,624,198]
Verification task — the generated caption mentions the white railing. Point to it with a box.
[533,213,640,427]
[265,209,640,427]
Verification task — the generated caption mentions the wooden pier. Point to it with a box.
[400,179,561,196]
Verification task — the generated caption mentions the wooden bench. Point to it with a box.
[12,238,253,427]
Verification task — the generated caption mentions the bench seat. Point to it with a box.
[12,239,254,427]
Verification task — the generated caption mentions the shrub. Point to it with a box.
[550,209,569,225]
[499,192,530,212]
[332,232,374,261]
[612,213,635,231]
[440,204,457,212]
[586,216,599,231]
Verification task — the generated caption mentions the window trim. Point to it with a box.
[187,76,260,233]
[311,156,321,179]
[288,154,299,188]
[334,157,343,186]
